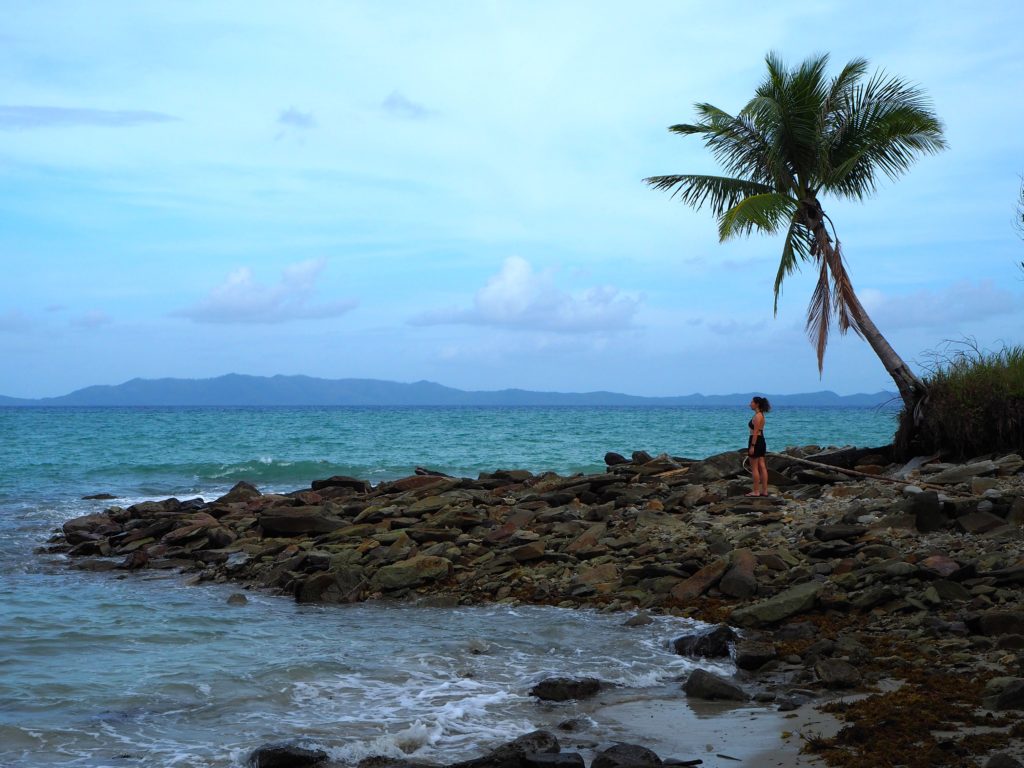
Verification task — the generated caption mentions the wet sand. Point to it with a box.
[588,694,842,767]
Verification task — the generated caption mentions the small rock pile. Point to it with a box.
[47,445,1024,767]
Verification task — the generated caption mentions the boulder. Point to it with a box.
[524,755,584,768]
[670,558,728,601]
[909,491,946,532]
[295,568,366,603]
[258,506,345,536]
[370,555,452,591]
[217,481,261,504]
[969,611,1024,637]
[814,658,861,689]
[719,548,758,599]
[62,513,122,544]
[672,624,736,658]
[685,451,746,482]
[928,461,998,484]
[734,640,777,670]
[311,475,371,493]
[984,678,1024,711]
[451,730,560,768]
[591,744,663,768]
[529,677,601,702]
[729,581,823,627]
[247,741,327,768]
[683,668,748,701]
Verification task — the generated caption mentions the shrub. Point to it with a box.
[897,341,1024,459]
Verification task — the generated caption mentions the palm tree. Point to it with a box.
[646,52,947,422]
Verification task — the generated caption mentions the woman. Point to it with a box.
[746,396,771,497]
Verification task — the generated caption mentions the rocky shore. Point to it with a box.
[48,445,1024,768]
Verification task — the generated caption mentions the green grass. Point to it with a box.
[900,342,1024,459]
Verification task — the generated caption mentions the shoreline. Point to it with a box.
[47,444,1024,766]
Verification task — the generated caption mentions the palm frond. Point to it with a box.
[642,174,773,217]
[824,70,947,196]
[806,257,833,375]
[774,221,813,314]
[717,193,797,241]
[825,239,865,338]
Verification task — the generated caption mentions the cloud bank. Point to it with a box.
[411,256,640,333]
[175,259,357,324]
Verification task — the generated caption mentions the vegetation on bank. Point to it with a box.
[899,341,1024,459]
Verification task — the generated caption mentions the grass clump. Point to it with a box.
[900,340,1024,459]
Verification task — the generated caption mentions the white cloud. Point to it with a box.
[174,258,357,324]
[381,91,432,119]
[858,280,1021,330]
[411,256,640,333]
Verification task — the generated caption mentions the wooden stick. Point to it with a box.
[764,452,963,495]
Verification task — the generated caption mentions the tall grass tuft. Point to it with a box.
[898,341,1024,459]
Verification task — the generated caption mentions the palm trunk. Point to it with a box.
[804,200,927,428]
[844,290,926,413]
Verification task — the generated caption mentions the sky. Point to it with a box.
[1,1,1022,399]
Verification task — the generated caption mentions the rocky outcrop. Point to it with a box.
[43,445,1024,768]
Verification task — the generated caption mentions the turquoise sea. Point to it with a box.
[0,406,897,767]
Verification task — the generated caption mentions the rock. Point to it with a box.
[247,741,328,768]
[957,511,1007,534]
[623,612,654,627]
[452,730,560,768]
[227,592,248,605]
[670,558,728,601]
[986,753,1024,768]
[217,481,262,504]
[685,451,746,482]
[82,493,117,500]
[258,506,345,535]
[310,475,371,493]
[970,611,1024,636]
[920,555,961,578]
[529,677,602,701]
[734,640,777,670]
[591,745,662,768]
[719,549,758,599]
[814,524,868,541]
[730,581,823,628]
[511,541,546,562]
[928,461,998,484]
[984,678,1024,711]
[370,555,452,591]
[683,668,748,702]
[524,754,585,768]
[672,624,736,658]
[296,568,366,603]
[910,491,946,533]
[62,513,122,545]
[814,658,861,689]
[604,452,629,466]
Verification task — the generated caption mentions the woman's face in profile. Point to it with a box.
[749,399,757,411]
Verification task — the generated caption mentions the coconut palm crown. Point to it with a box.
[646,52,947,410]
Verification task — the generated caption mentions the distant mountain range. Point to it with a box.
[0,374,900,408]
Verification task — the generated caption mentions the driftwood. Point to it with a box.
[766,452,965,495]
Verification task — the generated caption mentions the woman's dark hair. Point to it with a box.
[752,396,772,413]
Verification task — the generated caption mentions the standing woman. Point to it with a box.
[746,396,771,497]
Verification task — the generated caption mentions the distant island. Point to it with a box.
[0,374,899,408]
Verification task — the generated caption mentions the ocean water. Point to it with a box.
[0,406,898,767]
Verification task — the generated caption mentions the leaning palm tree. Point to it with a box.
[646,52,947,428]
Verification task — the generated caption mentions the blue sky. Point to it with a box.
[1,1,1022,398]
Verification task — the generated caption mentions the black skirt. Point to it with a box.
[749,435,766,458]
